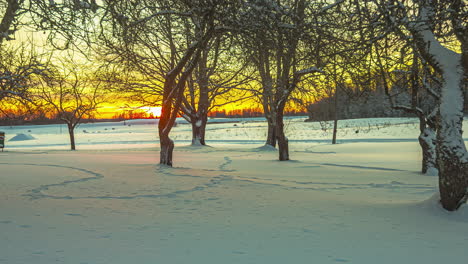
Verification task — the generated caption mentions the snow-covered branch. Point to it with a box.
[294,67,323,76]
[130,10,192,27]
[320,0,345,13]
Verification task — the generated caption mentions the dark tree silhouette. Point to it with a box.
[35,60,105,150]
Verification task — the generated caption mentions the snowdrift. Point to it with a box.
[8,133,36,141]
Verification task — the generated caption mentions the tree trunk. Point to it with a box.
[158,44,203,167]
[190,47,210,147]
[332,83,339,144]
[266,119,277,148]
[410,18,468,211]
[191,115,207,146]
[0,0,21,44]
[160,135,174,166]
[418,127,438,175]
[332,118,338,145]
[67,123,76,151]
[276,109,289,161]
[437,75,468,211]
[438,141,468,211]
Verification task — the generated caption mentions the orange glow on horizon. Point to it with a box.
[1,99,305,120]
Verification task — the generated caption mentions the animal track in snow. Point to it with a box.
[2,162,231,201]
[219,156,233,171]
[0,162,104,200]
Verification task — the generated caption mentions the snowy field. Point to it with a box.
[1,116,468,264]
[0,116,441,150]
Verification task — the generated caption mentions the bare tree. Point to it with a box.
[0,0,22,44]
[100,0,240,166]
[0,1,46,103]
[239,0,322,160]
[353,21,441,177]
[408,2,467,210]
[387,47,441,176]
[35,60,105,150]
[181,35,251,146]
[308,0,443,175]
[26,0,100,50]
[1,0,101,107]
[351,0,468,210]
[0,42,46,110]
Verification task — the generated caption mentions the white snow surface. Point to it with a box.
[1,116,467,264]
[3,116,463,150]
[8,133,36,142]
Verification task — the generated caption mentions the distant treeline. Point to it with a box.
[306,88,417,121]
[307,86,468,122]
[0,107,308,126]
[0,117,119,126]
[112,110,157,120]
[208,108,307,118]
[113,107,307,120]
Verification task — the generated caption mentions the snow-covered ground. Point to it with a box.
[1,117,467,264]
[0,116,440,150]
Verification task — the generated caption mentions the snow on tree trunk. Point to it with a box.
[0,0,20,44]
[418,127,438,176]
[188,49,210,147]
[436,68,467,210]
[67,123,76,151]
[410,7,468,211]
[191,116,207,146]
